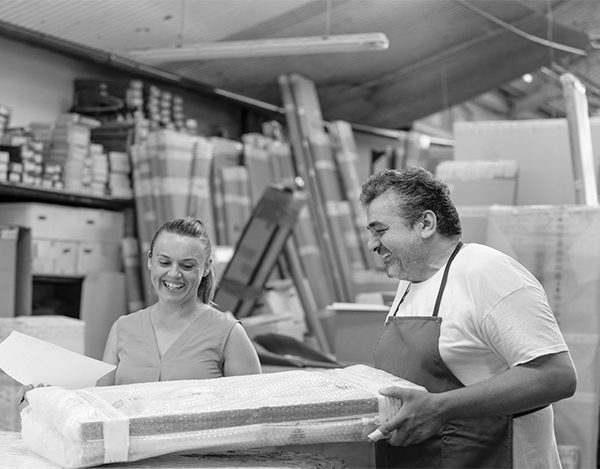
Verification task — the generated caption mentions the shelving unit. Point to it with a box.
[0,182,133,210]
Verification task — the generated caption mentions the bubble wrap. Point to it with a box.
[1,431,346,468]
[21,365,422,468]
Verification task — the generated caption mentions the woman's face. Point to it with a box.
[148,231,210,306]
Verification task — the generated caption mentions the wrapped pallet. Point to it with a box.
[21,365,421,468]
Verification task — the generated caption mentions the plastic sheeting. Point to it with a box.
[21,365,422,468]
[0,431,346,468]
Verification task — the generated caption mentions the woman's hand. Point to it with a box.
[16,384,45,412]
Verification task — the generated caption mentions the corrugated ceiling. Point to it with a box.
[0,0,598,129]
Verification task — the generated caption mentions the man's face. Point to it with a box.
[365,190,425,281]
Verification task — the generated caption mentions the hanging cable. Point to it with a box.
[546,0,555,65]
[455,0,587,56]
[441,61,449,111]
[177,0,186,47]
[324,0,332,37]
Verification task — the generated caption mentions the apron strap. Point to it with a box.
[432,241,463,317]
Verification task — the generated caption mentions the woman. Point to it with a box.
[97,217,261,385]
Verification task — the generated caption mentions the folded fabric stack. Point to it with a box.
[21,365,422,468]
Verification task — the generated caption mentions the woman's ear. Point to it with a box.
[147,250,152,271]
[203,258,213,277]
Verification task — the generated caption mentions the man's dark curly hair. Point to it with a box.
[360,167,461,237]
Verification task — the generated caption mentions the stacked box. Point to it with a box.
[0,203,123,276]
[0,131,45,186]
[120,238,144,314]
[294,207,336,309]
[243,132,276,205]
[130,142,159,305]
[329,120,380,270]
[147,130,195,223]
[209,137,243,245]
[0,226,31,317]
[107,150,134,199]
[268,140,297,188]
[186,137,216,242]
[220,166,252,246]
[214,186,306,318]
[280,74,356,302]
[435,159,518,205]
[0,149,8,182]
[46,113,101,194]
[453,118,600,205]
[456,206,490,244]
[262,135,337,310]
[90,121,135,153]
[0,104,10,139]
[89,143,108,197]
[485,205,600,469]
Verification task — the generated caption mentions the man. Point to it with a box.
[360,167,576,469]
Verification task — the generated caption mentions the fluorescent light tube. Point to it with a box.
[128,33,389,62]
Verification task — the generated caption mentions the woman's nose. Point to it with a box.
[168,264,182,276]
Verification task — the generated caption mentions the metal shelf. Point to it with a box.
[33,275,84,283]
[0,182,133,210]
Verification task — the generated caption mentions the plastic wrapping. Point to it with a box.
[0,430,347,468]
[21,365,421,468]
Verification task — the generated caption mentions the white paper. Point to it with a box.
[0,331,115,389]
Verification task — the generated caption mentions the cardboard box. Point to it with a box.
[0,203,124,242]
[32,238,78,276]
[80,272,127,360]
[0,315,85,353]
[325,303,389,365]
[76,241,121,275]
[0,226,31,316]
[436,160,518,206]
[456,206,490,244]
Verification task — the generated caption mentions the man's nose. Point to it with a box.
[367,236,380,253]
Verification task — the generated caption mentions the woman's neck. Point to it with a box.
[152,300,202,325]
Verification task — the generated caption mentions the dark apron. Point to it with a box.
[374,242,512,469]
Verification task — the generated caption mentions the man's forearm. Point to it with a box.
[438,351,576,421]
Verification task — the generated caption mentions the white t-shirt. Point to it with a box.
[387,243,568,469]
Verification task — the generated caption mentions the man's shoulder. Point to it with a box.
[459,243,509,268]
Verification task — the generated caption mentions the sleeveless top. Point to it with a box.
[113,306,238,385]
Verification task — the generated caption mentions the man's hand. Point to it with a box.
[377,386,445,446]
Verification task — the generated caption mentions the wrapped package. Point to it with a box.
[1,430,346,468]
[21,365,421,468]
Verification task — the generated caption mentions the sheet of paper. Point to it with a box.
[0,331,115,389]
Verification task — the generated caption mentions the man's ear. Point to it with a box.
[420,211,437,238]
